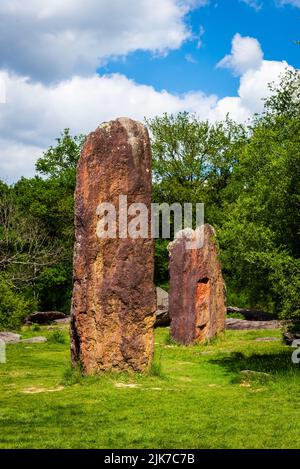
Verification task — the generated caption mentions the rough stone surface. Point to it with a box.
[226,318,281,330]
[169,224,226,345]
[54,317,70,325]
[71,118,156,374]
[155,287,170,328]
[156,287,169,311]
[0,332,21,344]
[24,311,67,325]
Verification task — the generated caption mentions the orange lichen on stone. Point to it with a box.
[70,118,156,374]
[169,224,226,345]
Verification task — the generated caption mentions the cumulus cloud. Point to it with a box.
[240,0,262,11]
[0,72,6,103]
[217,33,264,75]
[0,71,217,182]
[0,34,294,183]
[214,59,291,121]
[0,0,208,83]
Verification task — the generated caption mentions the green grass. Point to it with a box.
[0,326,299,449]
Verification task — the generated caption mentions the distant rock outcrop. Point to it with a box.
[24,312,67,325]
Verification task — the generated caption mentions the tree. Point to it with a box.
[0,186,59,292]
[146,112,246,287]
[219,70,300,317]
[147,112,246,217]
[1,129,85,314]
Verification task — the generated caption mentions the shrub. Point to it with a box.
[0,276,32,330]
[48,330,66,344]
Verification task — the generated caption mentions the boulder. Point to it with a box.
[169,225,226,345]
[155,287,170,328]
[24,312,67,325]
[54,317,70,325]
[0,332,21,344]
[70,118,156,374]
[226,318,281,330]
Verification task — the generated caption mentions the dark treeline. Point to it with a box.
[0,71,299,329]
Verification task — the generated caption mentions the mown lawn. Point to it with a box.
[0,326,299,449]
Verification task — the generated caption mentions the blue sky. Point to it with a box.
[0,0,299,182]
[100,0,300,97]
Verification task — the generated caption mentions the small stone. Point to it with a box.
[21,336,47,344]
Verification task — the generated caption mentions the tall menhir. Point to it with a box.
[70,118,156,374]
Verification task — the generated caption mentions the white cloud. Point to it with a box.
[185,54,198,63]
[240,0,262,11]
[214,59,291,121]
[217,33,263,75]
[0,72,6,103]
[0,139,43,183]
[0,0,208,83]
[0,34,294,183]
[277,0,300,7]
[0,71,217,182]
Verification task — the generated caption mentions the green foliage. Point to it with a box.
[62,364,83,386]
[1,129,84,314]
[154,239,169,288]
[219,70,300,317]
[48,330,67,344]
[36,128,85,184]
[0,275,34,330]
[148,351,165,378]
[147,112,245,212]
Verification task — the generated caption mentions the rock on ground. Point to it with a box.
[21,337,47,344]
[155,287,170,328]
[0,332,21,343]
[24,312,67,325]
[226,318,281,330]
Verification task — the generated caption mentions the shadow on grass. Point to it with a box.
[210,350,300,383]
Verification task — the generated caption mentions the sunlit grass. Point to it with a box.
[0,326,299,449]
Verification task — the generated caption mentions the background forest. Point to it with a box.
[0,70,299,330]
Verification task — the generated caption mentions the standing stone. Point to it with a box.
[169,224,226,345]
[71,118,156,374]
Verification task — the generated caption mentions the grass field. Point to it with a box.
[0,326,299,449]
